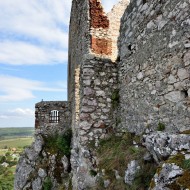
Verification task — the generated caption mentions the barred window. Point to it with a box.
[49,110,59,123]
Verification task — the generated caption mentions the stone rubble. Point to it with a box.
[143,132,190,162]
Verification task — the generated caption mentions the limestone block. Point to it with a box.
[183,50,190,66]
[84,87,95,96]
[168,75,177,84]
[151,163,183,189]
[38,168,47,178]
[188,89,190,97]
[177,68,189,80]
[164,91,186,102]
[125,160,140,185]
[79,121,93,130]
[32,178,42,190]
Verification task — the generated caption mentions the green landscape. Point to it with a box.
[0,127,34,190]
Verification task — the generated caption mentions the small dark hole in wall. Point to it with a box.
[181,90,188,98]
[143,0,147,4]
[128,45,132,51]
[116,56,120,62]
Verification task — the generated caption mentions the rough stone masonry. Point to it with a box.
[118,0,190,134]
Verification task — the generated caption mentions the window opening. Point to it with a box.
[49,110,59,123]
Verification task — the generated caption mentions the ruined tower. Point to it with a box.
[68,0,129,189]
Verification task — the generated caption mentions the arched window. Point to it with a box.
[49,110,59,123]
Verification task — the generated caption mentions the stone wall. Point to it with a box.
[15,101,72,190]
[89,0,129,60]
[107,0,129,61]
[71,55,118,190]
[68,0,90,133]
[118,0,190,134]
[68,1,129,189]
[35,101,71,135]
[78,55,118,144]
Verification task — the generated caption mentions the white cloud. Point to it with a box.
[0,108,34,121]
[0,0,121,65]
[0,0,72,65]
[10,108,34,117]
[0,41,68,65]
[0,75,67,102]
[0,0,72,47]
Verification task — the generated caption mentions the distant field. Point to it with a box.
[0,128,35,189]
[0,127,34,140]
[0,137,34,149]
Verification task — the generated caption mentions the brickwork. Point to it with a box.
[89,0,109,29]
[91,36,112,55]
[89,0,129,60]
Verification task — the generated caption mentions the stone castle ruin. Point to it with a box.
[15,0,190,189]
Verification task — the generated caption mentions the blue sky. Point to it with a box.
[0,0,119,128]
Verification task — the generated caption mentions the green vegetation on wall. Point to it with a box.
[111,90,120,109]
[44,129,72,156]
[43,177,53,190]
[92,132,157,190]
[157,122,165,131]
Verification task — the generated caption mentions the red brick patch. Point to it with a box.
[91,37,112,55]
[89,0,109,29]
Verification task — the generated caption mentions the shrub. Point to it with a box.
[0,156,6,164]
[157,122,165,131]
[89,169,97,177]
[44,129,72,156]
[111,90,120,109]
[182,159,190,170]
[43,177,53,190]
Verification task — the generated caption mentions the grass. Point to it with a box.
[0,129,34,190]
[157,122,165,131]
[0,127,34,140]
[94,133,157,190]
[43,129,72,157]
[43,177,53,190]
[0,166,14,190]
[182,159,190,170]
[0,137,34,149]
[180,130,190,134]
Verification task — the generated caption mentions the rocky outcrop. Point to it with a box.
[144,132,190,190]
[143,132,190,163]
[14,129,72,190]
[124,160,140,185]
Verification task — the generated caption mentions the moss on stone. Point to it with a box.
[96,132,156,190]
[166,182,181,190]
[180,130,190,134]
[177,170,190,188]
[157,122,165,131]
[166,154,185,167]
[149,179,156,189]
[111,89,120,109]
[43,177,53,190]
[89,169,97,177]
[182,159,190,170]
[156,166,162,176]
